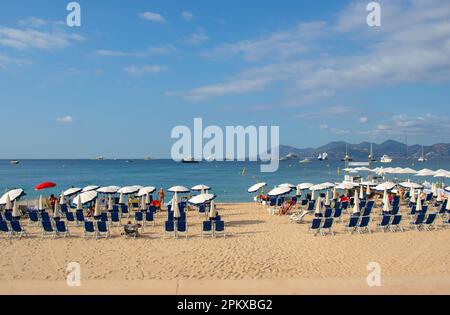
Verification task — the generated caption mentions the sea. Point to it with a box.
[1,159,449,203]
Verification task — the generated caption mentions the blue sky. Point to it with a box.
[0,0,449,158]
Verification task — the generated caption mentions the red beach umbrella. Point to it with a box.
[35,182,57,191]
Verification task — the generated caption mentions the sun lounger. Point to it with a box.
[55,221,70,238]
[346,216,359,234]
[75,210,85,225]
[28,211,40,226]
[377,215,391,232]
[410,214,426,231]
[214,221,225,238]
[4,211,13,221]
[164,221,175,238]
[10,221,27,238]
[309,218,322,236]
[0,221,12,238]
[120,205,130,218]
[83,221,96,238]
[422,213,437,231]
[96,221,110,238]
[176,221,188,239]
[144,211,155,227]
[389,215,403,232]
[110,212,121,226]
[320,218,334,236]
[202,221,213,238]
[41,220,56,238]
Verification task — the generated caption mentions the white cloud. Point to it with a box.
[56,115,75,123]
[181,11,194,22]
[320,124,328,129]
[124,65,167,76]
[95,45,176,57]
[0,22,84,50]
[139,12,165,23]
[18,17,48,28]
[187,28,208,45]
[359,117,369,123]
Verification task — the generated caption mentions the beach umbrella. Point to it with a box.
[314,197,323,215]
[64,187,82,197]
[324,191,330,206]
[268,186,292,197]
[311,190,316,201]
[248,182,267,193]
[209,200,216,219]
[145,193,151,205]
[310,184,327,191]
[353,190,360,214]
[0,189,25,205]
[297,183,313,190]
[82,185,100,193]
[35,181,56,190]
[366,185,371,196]
[431,183,438,196]
[400,168,417,175]
[279,183,296,189]
[59,191,65,204]
[360,181,377,186]
[3,193,12,210]
[382,189,390,212]
[332,186,337,199]
[359,187,364,199]
[336,182,358,190]
[172,194,181,219]
[191,184,211,191]
[140,195,146,210]
[375,182,396,191]
[108,196,114,211]
[434,171,450,179]
[446,186,450,192]
[188,193,216,205]
[93,199,101,217]
[12,201,21,218]
[399,182,423,189]
[321,182,336,189]
[38,195,44,211]
[73,191,98,207]
[118,186,141,195]
[137,187,156,197]
[416,194,423,212]
[53,200,61,219]
[446,194,450,211]
[410,188,416,204]
[168,186,190,193]
[97,186,120,194]
[118,192,124,204]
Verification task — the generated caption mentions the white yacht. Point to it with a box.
[318,152,328,161]
[418,146,427,162]
[380,154,393,163]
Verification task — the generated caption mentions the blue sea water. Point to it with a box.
[1,159,449,202]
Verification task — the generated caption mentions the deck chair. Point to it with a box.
[410,214,426,231]
[202,221,213,238]
[96,221,110,239]
[164,221,175,238]
[389,215,403,232]
[346,216,359,234]
[309,218,322,236]
[83,221,96,238]
[422,214,437,231]
[41,220,56,238]
[358,216,371,234]
[214,221,225,238]
[10,221,27,238]
[55,221,70,238]
[176,220,188,239]
[0,221,12,238]
[377,215,391,232]
[320,218,334,236]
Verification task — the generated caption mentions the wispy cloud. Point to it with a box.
[139,12,166,23]
[18,17,48,28]
[56,115,75,124]
[181,11,194,22]
[95,45,176,58]
[187,28,208,45]
[124,65,167,76]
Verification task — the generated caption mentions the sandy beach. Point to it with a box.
[1,202,449,295]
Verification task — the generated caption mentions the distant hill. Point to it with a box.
[278,140,450,161]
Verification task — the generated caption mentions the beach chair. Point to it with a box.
[28,211,40,226]
[410,214,426,231]
[366,201,374,210]
[390,215,403,232]
[4,211,13,221]
[346,216,359,234]
[164,221,175,238]
[0,221,12,238]
[290,210,310,224]
[309,218,322,236]
[120,205,130,218]
[144,211,155,227]
[320,218,334,236]
[176,221,188,239]
[65,212,76,226]
[83,221,96,238]
[202,221,213,238]
[306,201,316,212]
[333,208,343,222]
[341,201,349,211]
[110,212,121,227]
[362,206,372,217]
[358,216,371,234]
[75,210,85,225]
[334,201,341,210]
[214,221,225,238]
[422,214,437,231]
[134,211,144,231]
[149,205,157,214]
[167,211,174,222]
[96,222,110,239]
[10,221,27,238]
[324,208,333,218]
[377,215,391,232]
[60,204,68,217]
[41,220,56,238]
[100,213,108,223]
[391,206,400,215]
[40,211,50,222]
[55,221,70,238]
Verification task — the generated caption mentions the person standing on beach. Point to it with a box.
[158,188,165,210]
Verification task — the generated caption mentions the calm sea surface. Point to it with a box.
[1,159,449,202]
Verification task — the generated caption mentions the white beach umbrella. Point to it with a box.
[63,187,82,197]
[172,194,181,219]
[248,182,267,193]
[0,189,25,205]
[416,194,423,212]
[375,182,396,191]
[311,189,316,201]
[168,186,190,193]
[3,193,12,210]
[410,188,416,203]
[140,195,146,210]
[191,184,211,191]
[73,191,98,207]
[137,186,157,197]
[399,182,423,189]
[314,197,323,215]
[108,196,114,211]
[366,185,371,196]
[93,199,101,217]
[332,186,337,199]
[82,185,100,193]
[415,169,436,177]
[118,192,124,204]
[278,183,296,189]
[297,183,314,190]
[38,195,44,211]
[97,186,120,194]
[310,184,326,191]
[359,187,364,199]
[382,189,390,212]
[75,194,83,210]
[336,182,358,190]
[360,181,377,186]
[53,200,61,219]
[209,200,216,219]
[431,183,438,196]
[353,190,360,214]
[59,191,65,204]
[268,186,292,197]
[434,171,450,179]
[324,191,330,206]
[446,194,450,211]
[399,168,417,175]
[188,193,216,205]
[145,193,151,205]
[118,186,141,195]
[12,201,21,218]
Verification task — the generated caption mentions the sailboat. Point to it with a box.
[418,146,427,162]
[341,144,353,162]
[317,152,328,161]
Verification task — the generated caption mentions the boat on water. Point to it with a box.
[418,146,427,162]
[144,156,152,161]
[182,156,198,164]
[380,154,393,163]
[10,160,19,165]
[317,152,328,161]
[95,156,105,161]
[299,158,310,164]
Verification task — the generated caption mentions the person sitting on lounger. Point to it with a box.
[122,221,141,238]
